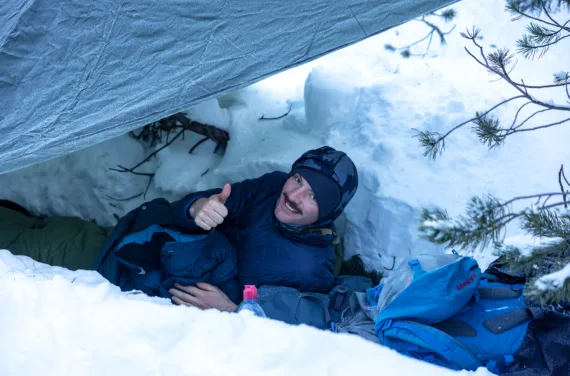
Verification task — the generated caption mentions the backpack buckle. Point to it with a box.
[378,319,392,331]
[332,285,349,311]
[408,259,424,275]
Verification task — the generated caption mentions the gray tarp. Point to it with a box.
[0,0,457,175]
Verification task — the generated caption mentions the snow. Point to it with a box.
[0,0,569,373]
[535,262,570,291]
[0,251,489,376]
[554,71,569,82]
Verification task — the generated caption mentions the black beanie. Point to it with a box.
[290,167,341,221]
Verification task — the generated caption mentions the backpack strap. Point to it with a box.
[433,319,477,337]
[477,285,531,334]
[483,308,532,334]
[408,258,426,278]
[478,286,523,300]
[380,320,483,371]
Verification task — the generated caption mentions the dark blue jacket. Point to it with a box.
[174,171,336,293]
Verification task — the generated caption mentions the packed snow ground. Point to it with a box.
[0,251,492,376]
[0,0,569,374]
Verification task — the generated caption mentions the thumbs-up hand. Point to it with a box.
[189,183,231,231]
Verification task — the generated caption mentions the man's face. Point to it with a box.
[274,173,319,226]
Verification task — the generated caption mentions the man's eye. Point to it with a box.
[310,194,316,201]
[295,175,301,183]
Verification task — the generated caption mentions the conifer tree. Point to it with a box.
[416,0,570,307]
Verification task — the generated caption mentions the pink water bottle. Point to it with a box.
[236,285,267,317]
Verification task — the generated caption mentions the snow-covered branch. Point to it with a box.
[535,262,570,291]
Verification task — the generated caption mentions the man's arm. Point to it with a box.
[173,171,286,231]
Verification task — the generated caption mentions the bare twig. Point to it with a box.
[512,81,569,89]
[384,256,396,271]
[109,129,185,200]
[133,130,184,171]
[562,165,570,188]
[506,117,570,135]
[109,166,154,177]
[461,28,489,65]
[189,136,211,154]
[501,192,566,208]
[513,108,552,130]
[105,192,144,202]
[113,115,231,203]
[542,4,570,32]
[259,104,293,120]
[493,201,568,231]
[510,101,533,129]
[558,165,568,209]
[387,15,456,58]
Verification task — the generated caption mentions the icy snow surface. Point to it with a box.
[0,251,491,376]
[0,0,569,373]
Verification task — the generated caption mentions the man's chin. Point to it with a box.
[275,207,297,225]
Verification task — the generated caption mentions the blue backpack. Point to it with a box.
[374,254,531,374]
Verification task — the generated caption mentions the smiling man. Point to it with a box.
[170,146,359,311]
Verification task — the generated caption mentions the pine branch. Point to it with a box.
[413,96,525,159]
[472,112,505,148]
[517,32,570,59]
[460,27,488,64]
[419,24,570,156]
[507,1,570,32]
[419,195,512,252]
[523,210,570,238]
[420,191,569,252]
[412,129,445,159]
[431,9,457,22]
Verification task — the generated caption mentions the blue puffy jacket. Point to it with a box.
[174,171,336,292]
[97,146,358,299]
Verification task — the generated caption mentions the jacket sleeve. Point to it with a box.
[173,171,286,232]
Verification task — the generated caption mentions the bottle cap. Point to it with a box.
[243,285,258,300]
